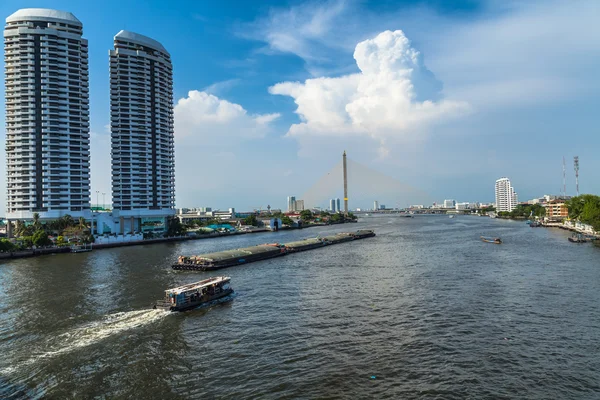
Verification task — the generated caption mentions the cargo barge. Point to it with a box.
[173,229,375,271]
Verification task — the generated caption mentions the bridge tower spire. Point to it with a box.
[343,151,348,215]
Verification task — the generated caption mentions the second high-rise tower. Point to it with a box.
[109,30,174,231]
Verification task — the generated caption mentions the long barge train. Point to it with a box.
[172,229,375,271]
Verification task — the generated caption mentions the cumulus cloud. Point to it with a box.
[174,90,280,141]
[269,30,470,148]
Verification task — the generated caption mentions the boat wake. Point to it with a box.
[1,309,169,375]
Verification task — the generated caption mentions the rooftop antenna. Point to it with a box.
[562,156,566,197]
[574,156,579,196]
[343,151,348,216]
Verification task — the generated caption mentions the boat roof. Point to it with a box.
[165,276,230,295]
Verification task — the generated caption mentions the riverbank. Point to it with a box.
[0,221,355,261]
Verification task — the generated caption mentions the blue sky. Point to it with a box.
[1,0,598,211]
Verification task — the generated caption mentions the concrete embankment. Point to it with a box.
[173,230,376,271]
[0,247,71,260]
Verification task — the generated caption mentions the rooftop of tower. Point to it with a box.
[115,30,169,55]
[6,8,82,26]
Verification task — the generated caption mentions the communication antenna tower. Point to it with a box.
[574,156,579,196]
[562,156,566,197]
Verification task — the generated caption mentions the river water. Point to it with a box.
[0,215,599,399]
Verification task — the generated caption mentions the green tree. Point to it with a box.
[281,216,293,226]
[244,215,259,226]
[14,220,24,237]
[566,195,596,220]
[300,210,313,221]
[577,195,600,231]
[32,212,41,230]
[82,233,95,244]
[330,213,342,223]
[166,217,186,237]
[32,230,52,247]
[0,239,16,252]
[18,236,34,249]
[62,214,75,228]
[347,212,357,221]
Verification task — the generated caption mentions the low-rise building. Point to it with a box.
[544,200,569,220]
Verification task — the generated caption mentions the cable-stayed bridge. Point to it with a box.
[300,155,433,211]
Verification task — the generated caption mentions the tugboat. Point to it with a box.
[154,277,234,312]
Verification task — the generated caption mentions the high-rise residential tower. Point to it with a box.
[287,196,296,212]
[495,177,517,212]
[110,30,174,232]
[329,199,336,213]
[336,198,340,213]
[4,9,90,221]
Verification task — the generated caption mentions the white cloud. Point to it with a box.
[174,90,280,141]
[269,30,470,150]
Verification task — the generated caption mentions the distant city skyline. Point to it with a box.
[1,0,598,214]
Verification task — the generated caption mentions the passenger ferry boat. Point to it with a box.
[154,276,233,312]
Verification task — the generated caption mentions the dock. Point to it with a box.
[172,230,376,271]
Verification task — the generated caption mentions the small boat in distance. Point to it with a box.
[481,236,502,244]
[449,215,455,219]
[70,244,92,253]
[154,277,234,312]
[568,233,588,243]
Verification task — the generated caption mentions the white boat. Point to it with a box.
[70,244,93,253]
[449,215,455,219]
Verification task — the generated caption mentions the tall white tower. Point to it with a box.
[495,177,517,212]
[110,31,175,229]
[4,9,91,220]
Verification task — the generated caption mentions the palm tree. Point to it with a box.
[14,220,24,237]
[63,214,75,227]
[32,212,41,231]
[78,216,86,230]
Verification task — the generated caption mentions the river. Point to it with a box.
[0,215,599,399]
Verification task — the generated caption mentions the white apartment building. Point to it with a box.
[495,177,518,212]
[5,9,91,221]
[110,30,174,233]
[374,201,379,211]
[443,199,456,209]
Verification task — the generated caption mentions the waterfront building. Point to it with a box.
[374,201,379,211]
[110,30,174,233]
[443,199,456,209]
[495,178,517,212]
[287,196,296,212]
[544,200,569,221]
[455,202,470,210]
[295,200,305,211]
[329,199,336,213]
[4,9,91,221]
[336,198,341,213]
[380,204,386,210]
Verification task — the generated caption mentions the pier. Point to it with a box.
[172,230,376,271]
